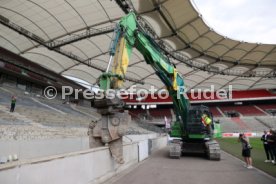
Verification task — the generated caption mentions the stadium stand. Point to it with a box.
[219,105,266,116]
[216,117,269,133]
[0,84,160,141]
[257,104,276,115]
[126,104,274,132]
[70,104,101,120]
[257,104,276,110]
[209,106,223,117]
[231,90,276,99]
[216,118,243,133]
[0,87,91,140]
[240,117,269,131]
[128,109,147,119]
[149,108,172,119]
[255,117,276,128]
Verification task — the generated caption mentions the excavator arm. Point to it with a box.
[91,12,220,162]
[115,12,189,137]
[112,12,220,160]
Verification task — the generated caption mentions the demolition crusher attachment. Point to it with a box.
[88,96,130,164]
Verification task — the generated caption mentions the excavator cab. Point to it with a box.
[186,105,214,140]
[170,105,220,160]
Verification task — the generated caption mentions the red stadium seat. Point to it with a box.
[209,107,223,117]
[149,108,172,119]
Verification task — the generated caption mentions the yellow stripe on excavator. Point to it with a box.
[173,68,178,91]
[112,37,130,88]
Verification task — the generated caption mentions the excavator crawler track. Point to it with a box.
[205,140,221,161]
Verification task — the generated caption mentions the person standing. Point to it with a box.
[268,129,276,164]
[261,130,274,162]
[10,95,16,112]
[238,133,253,169]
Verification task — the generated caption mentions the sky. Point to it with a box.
[192,0,276,44]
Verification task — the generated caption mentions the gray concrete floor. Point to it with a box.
[110,147,276,184]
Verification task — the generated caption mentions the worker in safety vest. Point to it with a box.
[201,113,212,134]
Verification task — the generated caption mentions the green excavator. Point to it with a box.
[89,12,221,162]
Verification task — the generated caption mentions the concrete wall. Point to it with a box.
[0,135,168,184]
[0,143,138,184]
[148,136,168,155]
[0,137,89,159]
[123,134,167,162]
[0,133,164,161]
[123,134,158,142]
[138,140,148,162]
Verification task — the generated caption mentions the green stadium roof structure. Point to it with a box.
[0,0,275,91]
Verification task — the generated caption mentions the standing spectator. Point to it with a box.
[10,95,16,112]
[261,130,274,162]
[238,133,253,169]
[268,129,276,164]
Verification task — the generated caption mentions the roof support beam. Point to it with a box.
[59,51,109,74]
[176,16,199,32]
[125,72,155,90]
[19,17,121,54]
[47,25,115,49]
[125,3,275,76]
[176,34,274,69]
[247,70,276,89]
[193,42,259,85]
[215,64,271,90]
[189,44,269,89]
[115,0,131,14]
[189,29,210,45]
[155,4,176,34]
[189,62,237,89]
[217,75,240,90]
[0,16,143,84]
[237,44,259,61]
[153,5,274,70]
[127,11,276,80]
[157,16,200,40]
[202,37,225,53]
[218,42,242,59]
[256,46,276,65]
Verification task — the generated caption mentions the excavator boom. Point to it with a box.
[89,12,221,162]
[118,13,190,135]
[115,12,220,160]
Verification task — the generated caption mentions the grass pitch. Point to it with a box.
[217,138,276,178]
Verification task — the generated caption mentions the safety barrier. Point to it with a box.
[0,137,89,160]
[0,135,168,184]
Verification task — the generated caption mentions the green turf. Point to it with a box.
[217,138,276,178]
